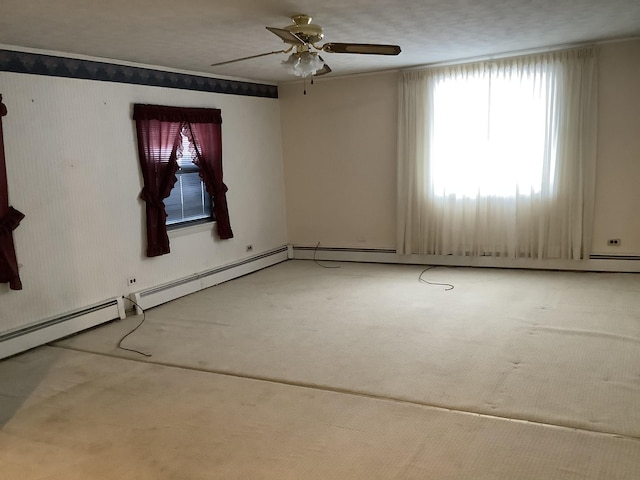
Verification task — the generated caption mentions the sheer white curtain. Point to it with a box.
[397,47,598,259]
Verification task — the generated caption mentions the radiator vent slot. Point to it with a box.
[589,254,640,261]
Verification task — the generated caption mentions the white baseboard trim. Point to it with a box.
[132,246,289,313]
[0,297,126,360]
[292,246,640,272]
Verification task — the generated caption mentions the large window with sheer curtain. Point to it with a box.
[397,47,598,260]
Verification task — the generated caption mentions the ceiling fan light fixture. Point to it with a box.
[282,51,325,78]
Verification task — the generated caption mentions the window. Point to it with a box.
[430,68,549,197]
[165,130,214,229]
[397,47,598,259]
[133,103,233,257]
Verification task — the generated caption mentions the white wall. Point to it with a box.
[280,39,640,259]
[592,39,640,255]
[280,72,398,249]
[0,70,287,333]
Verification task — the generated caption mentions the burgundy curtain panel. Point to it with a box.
[133,105,182,257]
[133,104,233,257]
[0,94,25,290]
[186,121,233,239]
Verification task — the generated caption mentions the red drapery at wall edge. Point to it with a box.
[0,94,25,290]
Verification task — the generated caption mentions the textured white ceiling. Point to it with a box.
[1,0,639,84]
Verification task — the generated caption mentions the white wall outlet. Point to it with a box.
[607,239,621,246]
[127,277,137,286]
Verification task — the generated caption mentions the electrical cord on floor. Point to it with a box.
[117,297,152,357]
[419,266,455,291]
[313,241,341,269]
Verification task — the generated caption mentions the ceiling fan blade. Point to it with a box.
[266,27,305,45]
[211,50,287,67]
[322,43,401,55]
[315,57,332,76]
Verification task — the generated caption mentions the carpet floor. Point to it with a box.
[1,260,639,478]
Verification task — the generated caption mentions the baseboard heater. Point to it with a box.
[0,297,126,361]
[132,246,289,313]
[292,246,640,272]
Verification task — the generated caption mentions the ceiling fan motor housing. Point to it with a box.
[283,14,324,44]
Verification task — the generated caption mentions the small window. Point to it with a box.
[165,130,214,229]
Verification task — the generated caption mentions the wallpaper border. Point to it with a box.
[0,49,278,98]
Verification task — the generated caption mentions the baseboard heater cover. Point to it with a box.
[0,297,126,360]
[133,246,288,312]
[292,245,640,272]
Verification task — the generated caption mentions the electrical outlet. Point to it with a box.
[607,239,621,246]
[127,277,137,286]
[246,244,253,252]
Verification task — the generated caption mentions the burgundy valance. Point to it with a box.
[133,104,222,124]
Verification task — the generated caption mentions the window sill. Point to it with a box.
[167,220,215,239]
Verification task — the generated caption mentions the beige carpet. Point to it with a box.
[1,260,640,478]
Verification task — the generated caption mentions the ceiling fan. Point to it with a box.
[211,14,401,78]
